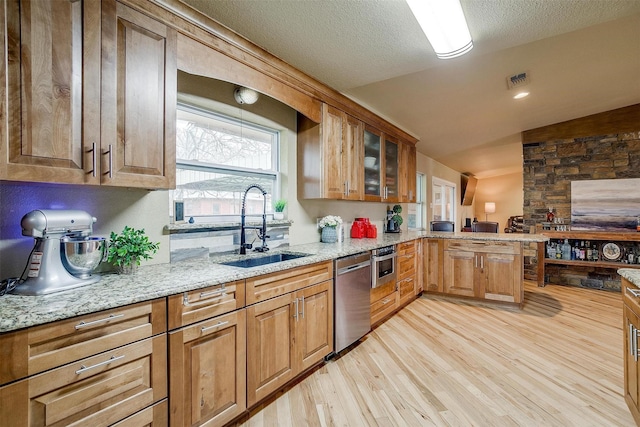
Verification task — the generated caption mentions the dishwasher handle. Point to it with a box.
[337,261,371,276]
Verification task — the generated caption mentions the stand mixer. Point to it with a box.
[12,210,106,296]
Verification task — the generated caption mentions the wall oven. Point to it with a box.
[371,245,396,288]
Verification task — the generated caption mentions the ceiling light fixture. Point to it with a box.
[234,86,260,105]
[406,0,473,59]
[513,92,530,99]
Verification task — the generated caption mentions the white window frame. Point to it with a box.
[432,177,456,223]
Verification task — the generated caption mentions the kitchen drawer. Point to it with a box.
[111,399,168,427]
[371,290,399,326]
[397,240,416,256]
[167,280,245,330]
[445,239,521,255]
[398,277,415,305]
[0,298,167,385]
[246,261,333,305]
[0,335,167,426]
[397,255,416,281]
[370,280,396,304]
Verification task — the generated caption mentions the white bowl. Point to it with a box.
[364,156,376,168]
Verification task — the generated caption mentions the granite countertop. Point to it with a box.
[0,231,548,333]
[619,269,640,287]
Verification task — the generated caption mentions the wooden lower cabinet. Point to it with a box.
[397,240,417,306]
[246,280,333,407]
[0,335,167,426]
[169,309,246,427]
[623,278,640,425]
[424,238,443,293]
[441,239,523,305]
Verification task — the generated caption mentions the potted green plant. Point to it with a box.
[392,204,403,228]
[107,226,160,274]
[274,199,287,220]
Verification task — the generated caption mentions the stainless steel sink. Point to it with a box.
[219,252,309,268]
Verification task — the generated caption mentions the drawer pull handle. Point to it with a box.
[201,321,229,332]
[627,287,640,298]
[381,298,390,305]
[76,355,124,375]
[75,313,124,330]
[200,285,226,299]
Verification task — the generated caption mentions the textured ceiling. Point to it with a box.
[180,0,640,178]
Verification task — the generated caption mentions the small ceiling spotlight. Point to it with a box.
[234,86,260,105]
[513,92,530,99]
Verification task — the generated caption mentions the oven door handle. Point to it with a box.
[372,253,396,262]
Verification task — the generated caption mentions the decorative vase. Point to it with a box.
[321,226,338,243]
[117,262,138,275]
[274,212,284,220]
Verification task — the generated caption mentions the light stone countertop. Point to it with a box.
[0,231,548,333]
[619,269,640,287]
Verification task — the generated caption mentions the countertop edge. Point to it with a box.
[0,231,547,333]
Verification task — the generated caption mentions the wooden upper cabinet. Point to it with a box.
[1,0,176,188]
[101,0,176,188]
[400,141,417,203]
[297,104,363,200]
[2,0,101,184]
[383,135,400,202]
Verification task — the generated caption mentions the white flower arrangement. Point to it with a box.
[318,215,343,228]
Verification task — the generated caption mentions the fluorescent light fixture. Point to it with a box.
[406,0,473,59]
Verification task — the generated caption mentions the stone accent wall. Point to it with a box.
[521,132,640,287]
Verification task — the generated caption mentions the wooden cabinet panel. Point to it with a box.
[443,249,476,297]
[101,0,176,188]
[399,142,416,203]
[112,399,168,427]
[483,253,522,303]
[169,310,246,427]
[321,104,345,198]
[424,239,443,293]
[623,278,640,425]
[343,114,364,200]
[294,280,333,372]
[245,261,332,305]
[246,292,295,406]
[398,277,415,306]
[167,280,245,330]
[2,0,101,184]
[0,298,166,384]
[383,135,399,202]
[0,335,167,426]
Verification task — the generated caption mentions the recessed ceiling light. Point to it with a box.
[513,92,529,99]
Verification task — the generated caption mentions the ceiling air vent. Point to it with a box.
[506,71,530,90]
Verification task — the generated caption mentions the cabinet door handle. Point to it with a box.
[300,296,305,319]
[76,355,124,375]
[75,313,124,330]
[201,321,229,333]
[87,142,97,177]
[293,298,299,320]
[481,255,484,269]
[103,144,113,178]
[475,255,478,268]
[627,287,640,298]
[635,325,639,362]
[630,323,637,360]
[344,181,349,197]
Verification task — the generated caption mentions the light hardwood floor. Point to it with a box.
[238,281,635,426]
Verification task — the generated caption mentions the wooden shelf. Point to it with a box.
[544,258,640,269]
[541,231,640,242]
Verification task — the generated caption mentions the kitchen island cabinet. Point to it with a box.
[1,0,176,189]
[621,271,640,425]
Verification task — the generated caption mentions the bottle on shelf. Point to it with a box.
[591,243,598,261]
[561,239,571,260]
[586,241,592,261]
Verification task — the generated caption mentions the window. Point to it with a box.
[408,172,426,230]
[432,177,456,222]
[172,103,280,222]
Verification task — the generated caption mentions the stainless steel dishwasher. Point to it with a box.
[334,251,372,353]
